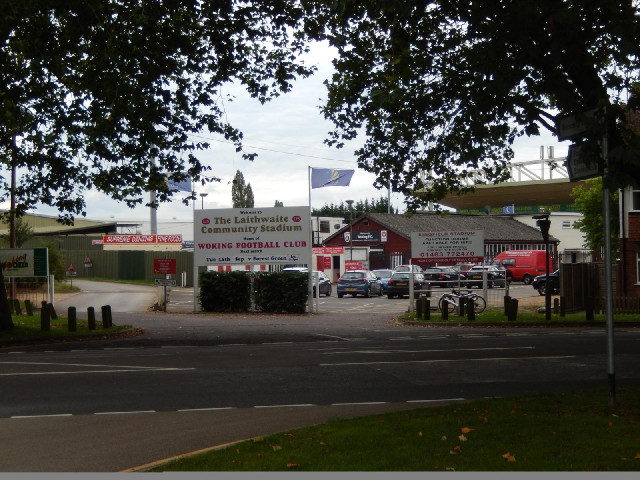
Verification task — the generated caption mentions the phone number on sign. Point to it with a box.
[418,251,480,258]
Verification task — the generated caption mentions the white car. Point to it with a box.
[393,264,423,274]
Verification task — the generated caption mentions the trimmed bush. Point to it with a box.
[199,271,252,312]
[253,271,308,313]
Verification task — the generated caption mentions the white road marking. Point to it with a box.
[320,355,576,366]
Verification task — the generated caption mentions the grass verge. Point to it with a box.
[149,387,640,472]
[0,314,131,344]
[402,307,640,325]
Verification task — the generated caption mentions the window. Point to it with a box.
[632,190,640,211]
[319,220,330,233]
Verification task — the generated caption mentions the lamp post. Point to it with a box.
[346,200,354,263]
[533,212,551,320]
[200,192,208,209]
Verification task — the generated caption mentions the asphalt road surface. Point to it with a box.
[1,281,637,472]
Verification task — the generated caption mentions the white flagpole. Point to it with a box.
[308,166,314,313]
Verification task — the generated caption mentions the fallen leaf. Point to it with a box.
[454,445,462,453]
[319,442,327,446]
[441,435,447,441]
[461,427,475,434]
[418,431,423,437]
[271,445,282,451]
[287,463,299,468]
[458,434,468,442]
[502,452,516,462]
[635,453,640,459]
[483,417,489,424]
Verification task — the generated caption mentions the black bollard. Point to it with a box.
[458,296,466,317]
[585,297,594,321]
[24,299,33,316]
[68,306,77,332]
[47,303,58,320]
[424,299,431,320]
[40,302,50,331]
[87,306,96,330]
[466,297,475,321]
[503,295,511,316]
[13,299,22,315]
[553,298,560,314]
[507,298,519,321]
[442,301,449,321]
[560,296,566,317]
[416,298,424,319]
[8,298,14,315]
[101,305,112,328]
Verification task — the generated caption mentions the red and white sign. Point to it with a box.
[313,246,345,255]
[103,234,183,251]
[153,258,177,275]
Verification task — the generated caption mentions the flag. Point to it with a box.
[311,168,354,189]
[167,177,192,192]
[502,205,514,214]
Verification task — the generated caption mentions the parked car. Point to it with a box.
[386,271,426,299]
[337,270,383,298]
[490,250,552,285]
[451,263,475,275]
[283,267,331,297]
[465,265,507,288]
[372,269,394,294]
[531,269,560,296]
[393,264,423,274]
[422,266,466,288]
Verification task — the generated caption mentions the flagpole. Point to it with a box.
[308,166,314,313]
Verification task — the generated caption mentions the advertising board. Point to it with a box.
[102,234,183,251]
[410,231,484,264]
[0,248,49,277]
[194,207,311,266]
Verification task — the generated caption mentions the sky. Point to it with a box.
[28,42,570,228]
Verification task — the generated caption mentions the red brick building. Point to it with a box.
[318,212,557,281]
[620,187,640,295]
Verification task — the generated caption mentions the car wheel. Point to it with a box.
[326,286,331,296]
[523,274,533,285]
[538,283,546,296]
[387,293,394,299]
[338,293,343,298]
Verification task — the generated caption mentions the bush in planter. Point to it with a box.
[199,271,251,312]
[253,271,307,313]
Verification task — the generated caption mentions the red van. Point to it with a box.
[490,250,552,285]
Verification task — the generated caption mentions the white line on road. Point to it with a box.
[320,355,576,367]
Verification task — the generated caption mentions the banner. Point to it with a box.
[0,248,49,277]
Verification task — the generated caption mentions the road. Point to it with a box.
[1,281,636,472]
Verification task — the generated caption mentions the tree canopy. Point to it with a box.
[302,0,640,209]
[312,195,397,221]
[231,170,254,208]
[1,1,312,224]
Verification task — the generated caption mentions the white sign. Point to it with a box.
[410,230,485,263]
[194,207,311,266]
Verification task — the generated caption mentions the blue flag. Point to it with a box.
[311,168,354,189]
[167,177,192,192]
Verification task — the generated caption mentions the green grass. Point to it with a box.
[402,307,640,325]
[149,387,640,472]
[0,313,131,344]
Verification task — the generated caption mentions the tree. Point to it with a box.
[570,178,620,259]
[0,217,33,248]
[302,1,640,209]
[0,2,313,329]
[231,170,254,208]
[312,195,397,221]
[274,200,283,207]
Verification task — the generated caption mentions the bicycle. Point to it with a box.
[438,288,486,314]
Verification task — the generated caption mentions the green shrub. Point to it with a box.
[199,271,252,312]
[253,271,308,313]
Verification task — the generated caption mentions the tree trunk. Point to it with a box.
[0,268,14,330]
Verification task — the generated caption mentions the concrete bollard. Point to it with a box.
[67,306,77,332]
[87,306,96,330]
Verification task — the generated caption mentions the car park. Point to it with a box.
[422,266,466,288]
[531,269,560,296]
[337,270,383,298]
[465,265,507,288]
[372,269,394,294]
[386,271,426,299]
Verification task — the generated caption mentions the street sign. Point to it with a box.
[154,278,176,286]
[84,256,93,268]
[66,262,77,277]
[410,230,485,264]
[555,108,598,141]
[566,143,602,181]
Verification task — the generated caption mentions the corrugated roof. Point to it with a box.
[0,211,132,236]
[326,212,557,244]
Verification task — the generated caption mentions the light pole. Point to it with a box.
[200,192,208,209]
[346,200,354,263]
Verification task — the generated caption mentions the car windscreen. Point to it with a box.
[342,272,365,280]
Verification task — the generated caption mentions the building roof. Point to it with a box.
[326,212,558,244]
[0,211,135,236]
